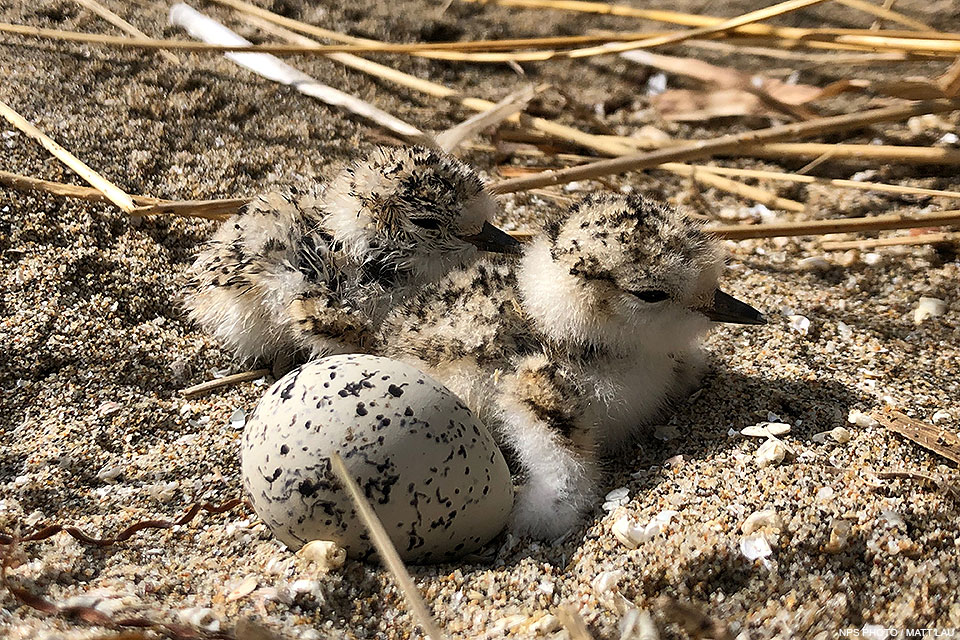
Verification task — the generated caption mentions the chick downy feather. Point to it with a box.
[381,193,742,539]
[183,146,503,366]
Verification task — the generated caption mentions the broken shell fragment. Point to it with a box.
[741,509,782,535]
[298,540,347,572]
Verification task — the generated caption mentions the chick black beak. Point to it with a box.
[459,221,523,254]
[701,289,766,325]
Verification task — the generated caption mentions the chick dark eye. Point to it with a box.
[631,289,670,303]
[410,218,441,231]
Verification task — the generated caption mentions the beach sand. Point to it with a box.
[1,1,958,638]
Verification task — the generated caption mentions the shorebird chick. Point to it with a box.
[183,146,518,366]
[381,193,765,539]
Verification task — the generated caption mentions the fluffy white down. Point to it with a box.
[518,237,713,453]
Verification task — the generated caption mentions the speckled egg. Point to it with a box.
[241,354,514,563]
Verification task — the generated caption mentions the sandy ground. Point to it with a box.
[2,1,959,638]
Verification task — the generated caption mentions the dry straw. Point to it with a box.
[489,99,960,193]
[73,0,181,64]
[329,453,447,640]
[708,208,960,240]
[0,99,136,212]
[230,2,799,208]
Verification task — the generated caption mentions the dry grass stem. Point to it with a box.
[658,163,805,211]
[834,0,935,32]
[436,84,541,153]
[695,165,960,200]
[232,5,789,207]
[181,369,270,399]
[820,232,960,250]
[564,0,832,58]
[872,410,960,465]
[595,133,960,166]
[226,0,937,212]
[328,454,447,640]
[0,170,157,205]
[683,38,915,63]
[464,0,950,43]
[489,99,960,193]
[709,208,960,240]
[0,99,136,212]
[169,4,437,148]
[73,0,181,64]
[0,170,242,220]
[131,198,245,220]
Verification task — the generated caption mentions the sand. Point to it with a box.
[1,1,959,638]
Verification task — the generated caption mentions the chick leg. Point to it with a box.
[497,356,598,540]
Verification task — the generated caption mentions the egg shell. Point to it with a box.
[241,354,514,563]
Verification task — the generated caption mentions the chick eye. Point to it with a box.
[631,289,670,303]
[410,218,441,231]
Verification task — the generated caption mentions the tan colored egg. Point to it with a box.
[241,354,513,563]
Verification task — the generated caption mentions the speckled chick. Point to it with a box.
[381,193,765,539]
[183,146,518,368]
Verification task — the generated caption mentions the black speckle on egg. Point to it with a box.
[280,444,289,455]
[387,384,404,397]
[356,402,368,416]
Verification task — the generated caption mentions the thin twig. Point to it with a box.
[564,0,831,58]
[181,369,270,399]
[820,232,960,250]
[73,0,181,64]
[489,99,960,193]
[658,163,805,211]
[0,170,158,205]
[130,198,245,219]
[232,7,816,209]
[0,99,136,212]
[872,409,960,465]
[596,134,960,165]
[0,170,242,220]
[436,85,541,153]
[169,4,437,148]
[708,208,960,240]
[462,0,945,41]
[328,454,447,640]
[694,165,960,200]
[834,0,935,32]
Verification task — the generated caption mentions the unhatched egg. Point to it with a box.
[241,354,513,563]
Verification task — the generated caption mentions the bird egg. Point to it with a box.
[241,354,514,563]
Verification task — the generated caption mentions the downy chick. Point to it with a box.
[183,146,518,367]
[381,193,764,539]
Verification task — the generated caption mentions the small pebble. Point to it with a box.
[932,409,953,424]
[297,540,347,572]
[863,252,882,266]
[96,466,123,482]
[226,575,259,601]
[592,570,623,595]
[179,607,220,632]
[740,534,773,561]
[788,315,811,336]
[229,408,246,430]
[755,438,787,467]
[798,256,831,272]
[742,422,791,438]
[836,321,853,341]
[824,519,852,553]
[741,509,782,535]
[914,297,946,324]
[848,410,879,428]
